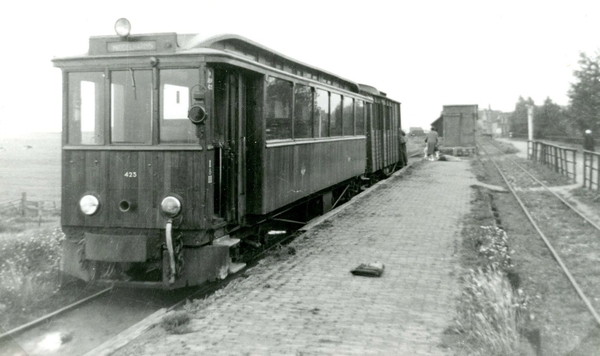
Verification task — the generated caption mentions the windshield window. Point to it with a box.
[111,70,152,144]
[160,69,199,143]
[68,72,105,145]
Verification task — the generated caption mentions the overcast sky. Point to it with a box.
[0,0,599,135]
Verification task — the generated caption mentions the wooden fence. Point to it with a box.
[0,192,60,217]
[528,141,577,182]
[583,150,600,191]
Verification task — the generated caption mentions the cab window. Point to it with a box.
[111,70,152,144]
[160,69,199,144]
[67,72,105,145]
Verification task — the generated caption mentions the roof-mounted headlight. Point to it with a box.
[115,18,131,38]
[161,196,182,218]
[80,195,100,216]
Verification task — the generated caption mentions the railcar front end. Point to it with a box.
[55,21,231,289]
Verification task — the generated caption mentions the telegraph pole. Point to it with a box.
[527,105,534,141]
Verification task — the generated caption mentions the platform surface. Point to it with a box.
[115,159,478,355]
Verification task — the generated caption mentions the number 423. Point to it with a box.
[124,172,137,178]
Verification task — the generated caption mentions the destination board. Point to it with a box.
[107,41,157,52]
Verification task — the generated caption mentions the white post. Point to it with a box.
[527,105,534,141]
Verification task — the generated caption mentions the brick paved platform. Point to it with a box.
[115,159,477,356]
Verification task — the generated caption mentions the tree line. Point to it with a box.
[509,51,600,138]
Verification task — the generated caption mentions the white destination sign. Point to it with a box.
[107,41,157,52]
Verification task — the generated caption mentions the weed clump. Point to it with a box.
[161,311,192,334]
[458,267,527,355]
[455,226,531,355]
[476,226,512,270]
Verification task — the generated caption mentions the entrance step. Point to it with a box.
[229,262,246,274]
[213,235,241,247]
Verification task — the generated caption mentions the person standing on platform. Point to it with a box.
[425,127,439,161]
[583,130,595,152]
[399,129,408,166]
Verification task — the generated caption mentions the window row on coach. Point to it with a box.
[67,69,371,146]
[265,76,367,141]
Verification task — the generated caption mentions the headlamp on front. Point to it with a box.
[80,195,100,216]
[115,18,131,38]
[161,196,182,218]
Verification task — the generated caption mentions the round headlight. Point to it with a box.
[161,196,182,217]
[115,18,131,38]
[80,195,100,216]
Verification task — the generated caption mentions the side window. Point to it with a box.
[356,100,365,135]
[343,97,354,135]
[314,89,329,137]
[330,93,342,137]
[385,105,392,131]
[294,84,312,139]
[266,77,292,140]
[372,103,381,130]
[160,69,200,144]
[68,72,105,145]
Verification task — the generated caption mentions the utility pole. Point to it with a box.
[527,105,534,141]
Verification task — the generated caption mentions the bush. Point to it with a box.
[0,228,64,311]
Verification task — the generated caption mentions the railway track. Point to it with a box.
[0,200,350,356]
[0,155,420,356]
[478,138,600,353]
[0,283,209,356]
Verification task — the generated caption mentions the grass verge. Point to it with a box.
[0,222,63,322]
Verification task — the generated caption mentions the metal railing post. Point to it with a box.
[573,150,577,184]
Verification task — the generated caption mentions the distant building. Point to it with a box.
[479,107,509,137]
[431,105,478,156]
[409,127,425,136]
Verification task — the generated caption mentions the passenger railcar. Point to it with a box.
[53,19,405,289]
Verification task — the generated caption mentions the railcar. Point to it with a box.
[53,19,404,289]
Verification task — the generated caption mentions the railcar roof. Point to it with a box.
[53,32,379,95]
[181,33,362,92]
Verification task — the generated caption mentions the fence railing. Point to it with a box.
[0,192,60,217]
[528,140,577,182]
[583,150,600,191]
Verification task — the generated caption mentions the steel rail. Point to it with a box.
[0,286,113,342]
[479,142,600,326]
[489,141,600,232]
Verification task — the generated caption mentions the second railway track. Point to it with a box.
[478,137,600,353]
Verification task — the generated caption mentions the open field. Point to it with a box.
[0,132,61,204]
